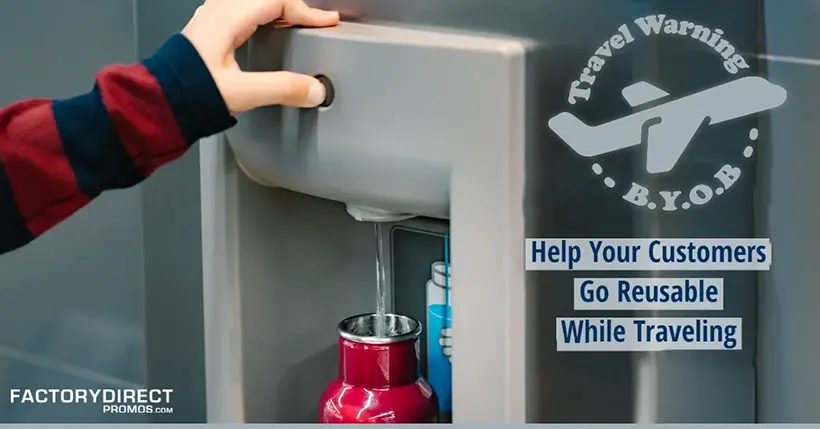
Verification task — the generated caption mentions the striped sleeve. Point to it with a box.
[0,34,236,255]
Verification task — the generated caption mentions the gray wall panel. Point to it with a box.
[0,0,146,423]
[137,0,208,423]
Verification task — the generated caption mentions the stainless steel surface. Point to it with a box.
[338,314,422,344]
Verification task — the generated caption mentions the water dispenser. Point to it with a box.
[196,0,820,424]
[200,20,529,424]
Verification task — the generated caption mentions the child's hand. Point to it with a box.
[182,0,339,113]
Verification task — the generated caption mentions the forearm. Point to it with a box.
[0,34,236,255]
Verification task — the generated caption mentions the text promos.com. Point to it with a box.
[9,388,174,415]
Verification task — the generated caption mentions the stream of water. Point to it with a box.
[373,223,388,337]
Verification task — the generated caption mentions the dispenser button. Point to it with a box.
[314,74,334,107]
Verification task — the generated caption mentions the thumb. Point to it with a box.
[221,70,327,112]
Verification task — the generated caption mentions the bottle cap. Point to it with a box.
[432,262,451,288]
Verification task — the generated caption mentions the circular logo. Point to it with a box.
[547,14,787,212]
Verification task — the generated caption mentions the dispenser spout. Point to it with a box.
[345,204,416,222]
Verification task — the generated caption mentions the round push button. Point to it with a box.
[314,74,334,107]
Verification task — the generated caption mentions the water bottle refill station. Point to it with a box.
[200,21,528,424]
[197,0,820,424]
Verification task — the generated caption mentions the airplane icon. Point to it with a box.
[548,76,788,174]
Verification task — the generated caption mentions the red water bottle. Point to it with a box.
[319,313,439,423]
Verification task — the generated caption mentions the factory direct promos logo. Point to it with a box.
[9,388,174,415]
[548,14,788,212]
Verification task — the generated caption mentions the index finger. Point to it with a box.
[281,0,340,28]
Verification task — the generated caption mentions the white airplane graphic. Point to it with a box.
[548,76,788,174]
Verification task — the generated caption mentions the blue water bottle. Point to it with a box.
[426,261,451,418]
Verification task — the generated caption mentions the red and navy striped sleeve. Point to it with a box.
[0,34,236,255]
